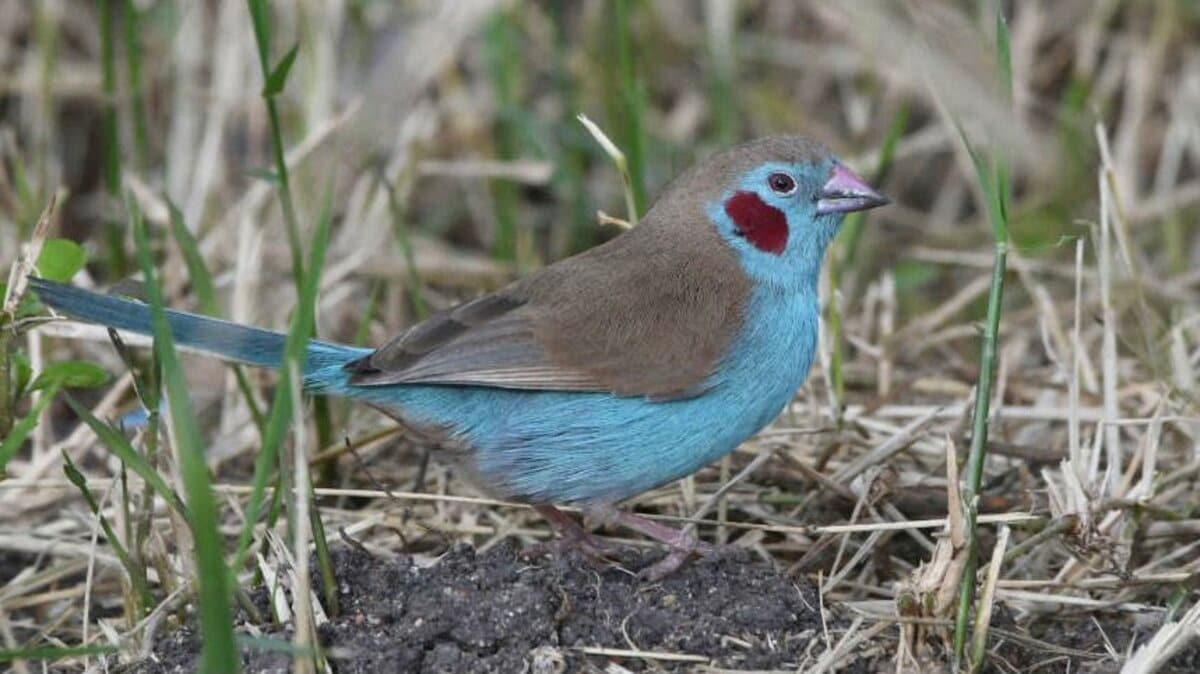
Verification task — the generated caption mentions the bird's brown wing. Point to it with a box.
[344,293,609,391]
[344,218,752,400]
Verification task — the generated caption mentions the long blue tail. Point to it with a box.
[29,278,367,384]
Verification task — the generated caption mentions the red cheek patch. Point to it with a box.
[723,191,788,255]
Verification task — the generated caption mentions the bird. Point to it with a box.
[31,135,887,579]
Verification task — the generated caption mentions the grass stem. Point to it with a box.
[230,187,333,574]
[98,0,128,277]
[609,0,647,215]
[121,0,150,169]
[131,197,239,673]
[578,114,639,225]
[951,8,1012,667]
[247,0,304,288]
[484,10,522,263]
[827,106,908,412]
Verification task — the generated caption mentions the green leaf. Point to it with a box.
[0,382,59,472]
[167,199,219,316]
[11,352,32,400]
[35,238,87,282]
[246,0,273,75]
[61,451,101,512]
[32,361,109,390]
[262,43,299,97]
[994,8,1012,101]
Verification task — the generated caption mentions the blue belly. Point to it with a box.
[307,289,818,505]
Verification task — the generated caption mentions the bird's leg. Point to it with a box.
[522,505,615,560]
[588,505,715,580]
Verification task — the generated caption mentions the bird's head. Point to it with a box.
[668,136,887,288]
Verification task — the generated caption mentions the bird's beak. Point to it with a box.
[816,163,889,215]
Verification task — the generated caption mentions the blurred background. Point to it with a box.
[1,0,1198,669]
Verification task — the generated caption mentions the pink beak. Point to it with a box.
[816,163,889,215]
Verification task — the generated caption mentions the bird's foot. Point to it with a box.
[587,505,717,581]
[521,505,615,562]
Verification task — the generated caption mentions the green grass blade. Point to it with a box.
[167,200,217,315]
[381,173,427,319]
[98,0,120,195]
[130,197,239,674]
[839,105,909,268]
[0,382,58,473]
[246,0,304,288]
[828,104,909,409]
[97,0,128,277]
[994,8,1012,105]
[122,0,149,169]
[549,3,593,253]
[353,280,384,346]
[263,43,299,97]
[706,0,738,144]
[610,0,647,215]
[97,329,164,570]
[0,644,118,664]
[63,394,187,518]
[307,473,338,617]
[231,185,333,573]
[246,0,272,75]
[952,6,1013,669]
[167,199,266,433]
[244,0,329,468]
[62,450,155,615]
[484,10,522,262]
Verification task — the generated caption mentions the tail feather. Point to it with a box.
[29,278,364,375]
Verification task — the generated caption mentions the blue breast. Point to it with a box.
[307,285,818,505]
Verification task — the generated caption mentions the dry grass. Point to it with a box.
[0,1,1198,672]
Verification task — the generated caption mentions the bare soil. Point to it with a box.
[119,540,1200,673]
[132,541,833,673]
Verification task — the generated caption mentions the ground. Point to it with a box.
[135,542,829,672]
[121,541,1198,673]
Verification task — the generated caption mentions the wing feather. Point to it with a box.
[345,297,609,391]
[344,191,752,399]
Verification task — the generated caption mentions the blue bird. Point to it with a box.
[32,136,887,578]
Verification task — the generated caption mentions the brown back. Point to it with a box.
[346,136,832,399]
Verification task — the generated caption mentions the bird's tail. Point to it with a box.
[29,279,367,382]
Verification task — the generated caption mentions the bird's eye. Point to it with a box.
[767,172,796,194]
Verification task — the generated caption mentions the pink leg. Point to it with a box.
[588,505,715,580]
[522,505,615,560]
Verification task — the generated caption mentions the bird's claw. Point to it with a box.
[636,528,721,581]
[522,504,618,564]
[531,504,727,580]
[520,531,615,562]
